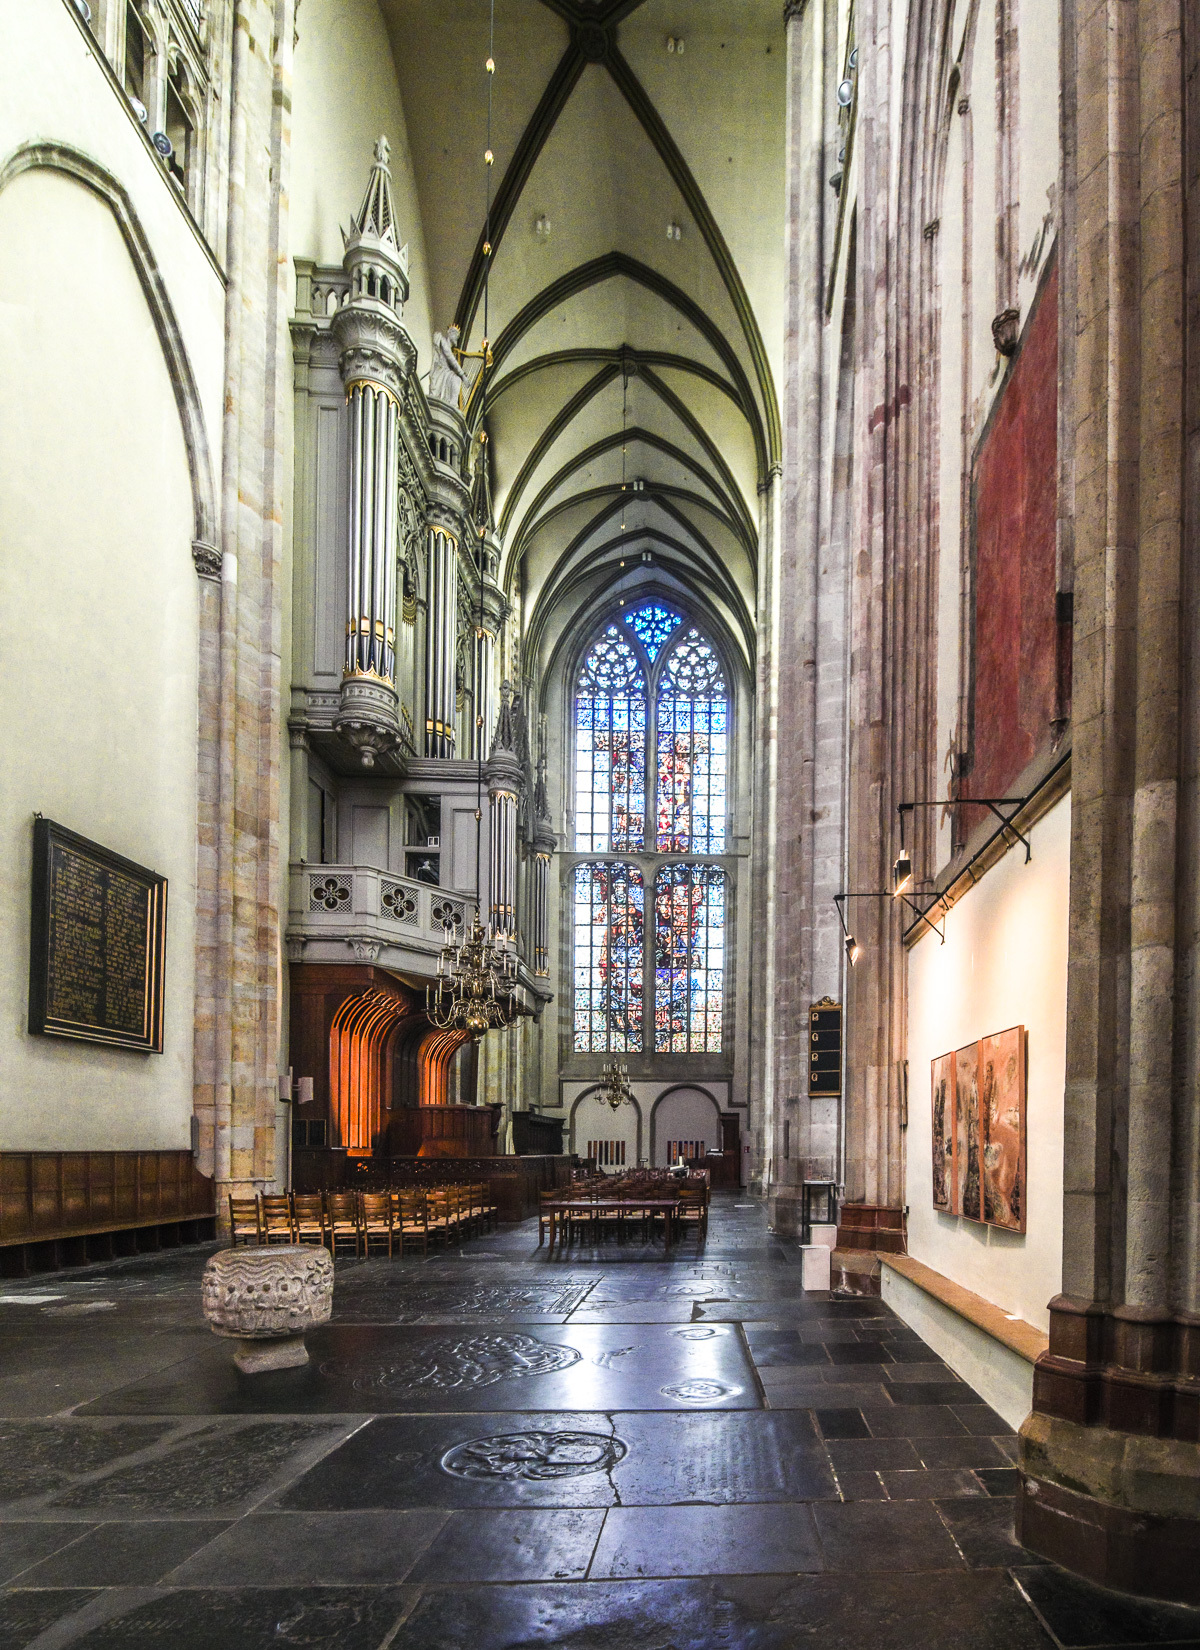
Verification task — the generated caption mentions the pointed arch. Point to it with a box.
[0,142,218,553]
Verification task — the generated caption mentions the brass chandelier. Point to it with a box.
[427,912,518,1042]
[599,1058,635,1111]
[424,3,518,1049]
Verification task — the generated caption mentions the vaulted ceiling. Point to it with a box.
[380,0,785,676]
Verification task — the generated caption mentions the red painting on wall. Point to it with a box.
[934,1028,1026,1231]
[954,1042,982,1221]
[965,262,1061,821]
[931,1052,957,1213]
[978,1026,1026,1231]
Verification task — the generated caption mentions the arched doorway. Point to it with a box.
[570,1087,642,1171]
[650,1086,722,1168]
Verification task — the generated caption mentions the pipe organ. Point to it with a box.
[287,137,551,1091]
[425,525,458,759]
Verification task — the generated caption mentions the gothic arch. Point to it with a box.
[0,141,218,555]
[648,1083,722,1166]
[568,1084,644,1164]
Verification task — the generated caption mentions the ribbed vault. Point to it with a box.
[379,0,785,679]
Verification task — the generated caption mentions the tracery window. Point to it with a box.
[570,602,732,1056]
[656,629,727,853]
[654,865,725,1052]
[572,863,644,1052]
[574,628,645,851]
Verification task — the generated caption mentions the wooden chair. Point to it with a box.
[260,1194,294,1244]
[677,1183,709,1240]
[291,1193,327,1247]
[360,1192,394,1258]
[425,1186,455,1245]
[228,1194,260,1246]
[394,1190,429,1257]
[538,1190,560,1247]
[327,1191,361,1257]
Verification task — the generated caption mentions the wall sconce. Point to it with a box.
[834,888,945,953]
[666,35,685,54]
[892,851,913,897]
[666,221,682,242]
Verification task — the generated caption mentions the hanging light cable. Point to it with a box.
[427,0,517,1043]
[620,358,628,533]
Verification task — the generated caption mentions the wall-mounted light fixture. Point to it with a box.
[834,889,945,958]
[897,795,1031,865]
[892,851,913,897]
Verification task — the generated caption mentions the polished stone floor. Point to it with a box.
[1,1198,1197,1648]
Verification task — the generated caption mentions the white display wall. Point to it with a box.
[905,794,1070,1331]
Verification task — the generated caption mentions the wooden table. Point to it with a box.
[540,1195,682,1250]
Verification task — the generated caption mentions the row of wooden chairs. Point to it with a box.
[540,1171,709,1245]
[228,1186,497,1258]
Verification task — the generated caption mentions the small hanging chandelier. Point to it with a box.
[599,1057,635,1112]
[426,912,518,1042]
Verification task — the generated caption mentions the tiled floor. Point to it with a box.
[0,1197,1197,1648]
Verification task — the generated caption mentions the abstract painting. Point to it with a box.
[978,1026,1026,1231]
[954,1041,982,1222]
[934,1028,1026,1228]
[931,1052,957,1213]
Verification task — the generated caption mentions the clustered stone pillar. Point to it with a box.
[531,750,555,975]
[331,137,410,768]
[486,682,522,937]
[1015,0,1200,1602]
[424,524,458,758]
[193,0,294,1206]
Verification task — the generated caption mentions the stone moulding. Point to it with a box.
[201,1244,333,1374]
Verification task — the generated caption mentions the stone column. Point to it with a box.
[424,525,458,758]
[1016,0,1200,1602]
[531,751,555,976]
[765,0,831,1232]
[193,0,295,1208]
[486,682,523,937]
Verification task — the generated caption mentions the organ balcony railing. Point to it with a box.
[286,864,476,966]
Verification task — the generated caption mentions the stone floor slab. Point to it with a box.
[590,1502,824,1577]
[406,1508,605,1582]
[80,1323,760,1416]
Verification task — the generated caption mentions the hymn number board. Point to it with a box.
[28,818,166,1053]
[809,997,842,1097]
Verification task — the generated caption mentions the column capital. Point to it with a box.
[782,0,809,23]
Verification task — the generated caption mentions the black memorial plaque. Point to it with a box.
[809,997,842,1097]
[28,818,166,1052]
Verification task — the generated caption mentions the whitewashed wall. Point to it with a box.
[905,795,1069,1329]
[0,173,200,1150]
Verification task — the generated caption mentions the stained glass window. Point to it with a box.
[656,629,728,852]
[654,864,725,1052]
[573,863,644,1051]
[625,602,681,662]
[574,628,646,850]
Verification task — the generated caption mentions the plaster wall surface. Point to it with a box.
[881,1265,1034,1429]
[0,171,198,1151]
[290,0,432,372]
[1,1,226,485]
[905,793,1069,1331]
